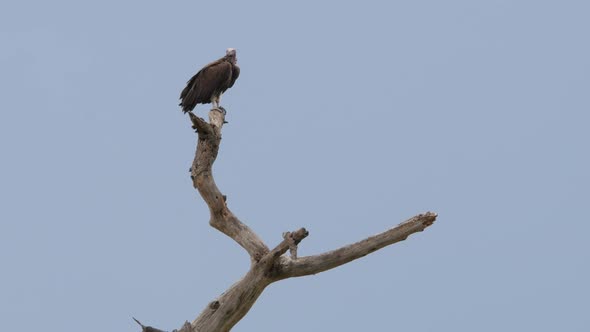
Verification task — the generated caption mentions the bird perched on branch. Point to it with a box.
[179,48,240,113]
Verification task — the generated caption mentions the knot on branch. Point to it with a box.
[209,300,220,310]
[282,229,308,259]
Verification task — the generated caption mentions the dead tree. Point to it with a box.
[135,108,437,332]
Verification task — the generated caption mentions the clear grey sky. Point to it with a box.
[1,0,588,331]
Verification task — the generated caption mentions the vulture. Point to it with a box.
[179,48,240,113]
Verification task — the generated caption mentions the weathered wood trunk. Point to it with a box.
[135,108,437,332]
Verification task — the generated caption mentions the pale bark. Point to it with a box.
[136,108,437,332]
[274,212,436,280]
[188,110,269,263]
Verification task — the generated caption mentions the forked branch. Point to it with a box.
[140,108,437,332]
[275,212,437,280]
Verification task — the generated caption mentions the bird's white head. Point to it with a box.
[226,48,237,64]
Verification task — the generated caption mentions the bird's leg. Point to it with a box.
[211,96,219,110]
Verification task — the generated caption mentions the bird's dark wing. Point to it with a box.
[228,64,240,88]
[179,60,232,113]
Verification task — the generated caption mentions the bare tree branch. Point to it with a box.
[275,212,437,279]
[191,267,270,332]
[169,107,438,332]
[189,109,269,262]
[191,228,308,332]
[188,112,212,136]
[132,317,168,332]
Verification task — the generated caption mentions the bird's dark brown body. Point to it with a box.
[179,49,240,113]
